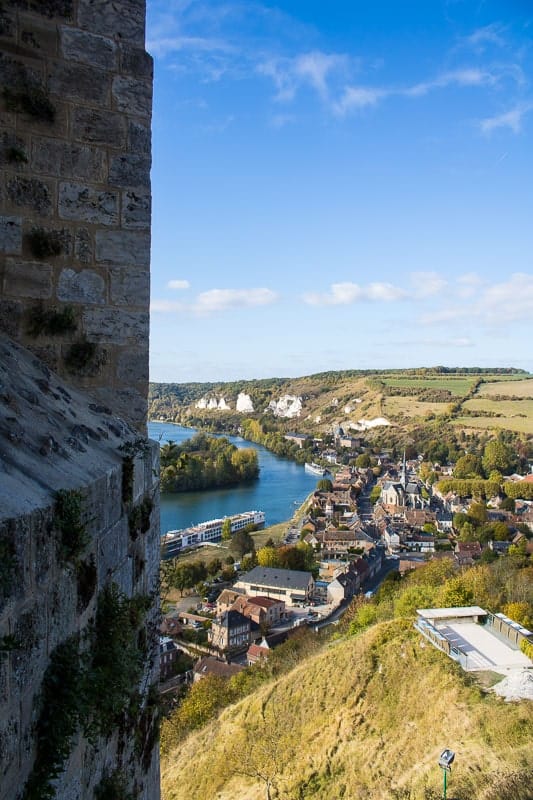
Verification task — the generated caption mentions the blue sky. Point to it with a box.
[147,0,533,383]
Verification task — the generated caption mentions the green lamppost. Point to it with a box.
[438,749,455,799]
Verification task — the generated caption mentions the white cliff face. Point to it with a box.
[207,398,218,409]
[218,397,230,410]
[266,395,303,418]
[195,397,208,409]
[348,417,390,431]
[344,399,362,414]
[236,392,254,413]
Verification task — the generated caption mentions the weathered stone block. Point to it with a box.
[119,44,153,80]
[59,182,118,225]
[60,26,116,70]
[121,190,150,229]
[110,266,149,306]
[57,268,105,304]
[128,120,151,155]
[32,139,106,181]
[19,15,59,54]
[6,176,51,214]
[0,298,22,337]
[48,60,110,105]
[112,75,151,118]
[14,1,73,19]
[117,347,148,383]
[0,216,22,254]
[4,259,52,298]
[109,153,150,188]
[74,228,93,264]
[72,107,126,148]
[95,230,150,266]
[82,307,149,343]
[78,0,145,45]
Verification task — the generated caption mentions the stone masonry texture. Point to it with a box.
[0,2,160,799]
[0,0,153,431]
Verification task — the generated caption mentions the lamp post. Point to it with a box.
[438,749,455,800]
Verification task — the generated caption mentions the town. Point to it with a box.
[158,431,533,692]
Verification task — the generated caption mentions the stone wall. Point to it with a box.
[0,0,152,430]
[0,335,160,800]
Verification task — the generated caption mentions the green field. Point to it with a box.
[381,375,475,396]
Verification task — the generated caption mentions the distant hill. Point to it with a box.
[161,619,533,800]
[149,368,533,437]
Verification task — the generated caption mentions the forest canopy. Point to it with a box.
[160,433,259,493]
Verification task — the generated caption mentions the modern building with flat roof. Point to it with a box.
[415,607,533,672]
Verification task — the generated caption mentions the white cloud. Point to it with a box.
[410,271,448,298]
[462,24,506,52]
[457,272,483,298]
[303,281,406,306]
[333,86,386,115]
[167,279,190,290]
[151,286,278,315]
[420,272,533,327]
[193,287,278,314]
[405,68,496,97]
[481,272,533,324]
[480,102,533,134]
[257,50,346,103]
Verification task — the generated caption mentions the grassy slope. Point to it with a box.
[161,621,533,800]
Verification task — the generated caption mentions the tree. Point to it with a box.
[257,546,279,568]
[369,485,382,504]
[231,530,255,559]
[502,601,533,629]
[221,518,232,541]
[355,453,371,468]
[316,478,333,492]
[453,454,483,479]
[224,703,293,800]
[482,439,514,476]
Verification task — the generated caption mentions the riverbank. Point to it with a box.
[150,421,318,534]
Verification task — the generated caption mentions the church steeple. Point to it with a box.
[400,450,407,489]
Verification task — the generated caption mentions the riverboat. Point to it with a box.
[161,510,265,559]
[304,462,331,477]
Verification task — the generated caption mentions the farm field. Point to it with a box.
[381,375,475,396]
[454,396,533,434]
[383,397,447,418]
[477,378,533,397]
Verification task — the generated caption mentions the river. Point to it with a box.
[148,421,319,534]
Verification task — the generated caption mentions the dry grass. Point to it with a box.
[454,398,533,435]
[384,396,448,419]
[453,416,533,434]
[161,622,533,800]
[478,378,533,398]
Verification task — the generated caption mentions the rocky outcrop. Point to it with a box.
[266,395,303,418]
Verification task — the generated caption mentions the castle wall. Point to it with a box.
[0,2,160,797]
[0,0,152,430]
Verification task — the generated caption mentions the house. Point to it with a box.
[382,526,401,554]
[327,570,358,604]
[455,541,482,566]
[216,588,245,617]
[284,432,308,449]
[234,566,315,607]
[208,610,252,652]
[230,595,285,628]
[159,636,181,682]
[247,637,271,666]
[193,656,244,682]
